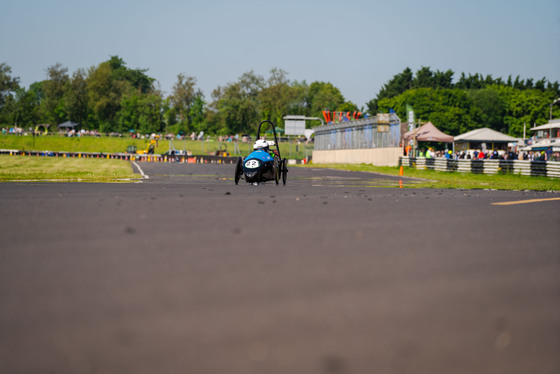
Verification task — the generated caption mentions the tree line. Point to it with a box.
[1,59,559,137]
[368,67,560,137]
[0,56,357,136]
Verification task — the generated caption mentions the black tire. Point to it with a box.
[281,158,288,185]
[234,157,243,185]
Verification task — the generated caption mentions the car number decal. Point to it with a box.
[244,159,260,169]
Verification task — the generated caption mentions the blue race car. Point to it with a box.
[234,120,288,185]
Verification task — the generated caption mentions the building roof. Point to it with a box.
[454,127,520,142]
[529,119,560,131]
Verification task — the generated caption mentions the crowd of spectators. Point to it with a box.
[2,127,259,145]
[2,127,101,137]
[409,147,560,162]
[2,127,25,135]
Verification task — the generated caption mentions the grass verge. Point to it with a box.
[0,155,139,182]
[0,134,313,159]
[308,163,560,191]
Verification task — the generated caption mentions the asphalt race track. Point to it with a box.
[1,163,559,374]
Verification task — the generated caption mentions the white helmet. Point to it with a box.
[253,139,269,150]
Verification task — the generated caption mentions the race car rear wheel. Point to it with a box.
[281,158,288,185]
[234,157,243,185]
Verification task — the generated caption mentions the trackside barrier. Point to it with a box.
[0,149,310,165]
[400,157,560,178]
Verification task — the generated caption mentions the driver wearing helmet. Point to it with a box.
[254,139,277,158]
[253,139,270,153]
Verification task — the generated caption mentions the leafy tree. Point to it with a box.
[285,80,309,115]
[535,78,546,91]
[367,67,413,113]
[168,73,199,132]
[1,57,360,135]
[137,93,164,134]
[11,88,39,128]
[208,71,263,134]
[467,87,506,132]
[513,76,523,90]
[455,73,485,90]
[307,81,346,117]
[369,67,560,139]
[378,88,475,136]
[546,81,560,96]
[108,56,154,94]
[13,56,560,139]
[84,57,161,133]
[337,101,359,113]
[189,94,206,135]
[87,61,125,132]
[412,66,435,88]
[0,62,20,112]
[207,70,352,134]
[259,68,294,125]
[41,63,70,126]
[499,85,557,136]
[65,69,90,128]
[116,93,140,134]
[433,69,454,89]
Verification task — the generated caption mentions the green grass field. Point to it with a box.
[0,134,313,159]
[0,155,138,182]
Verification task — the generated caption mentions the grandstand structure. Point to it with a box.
[312,113,403,166]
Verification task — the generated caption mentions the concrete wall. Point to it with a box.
[312,147,402,166]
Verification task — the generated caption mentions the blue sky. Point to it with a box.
[1,0,559,108]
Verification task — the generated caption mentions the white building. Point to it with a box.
[525,119,560,152]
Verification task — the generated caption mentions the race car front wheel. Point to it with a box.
[234,157,243,185]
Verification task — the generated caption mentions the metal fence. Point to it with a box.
[400,157,560,178]
[314,114,401,151]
